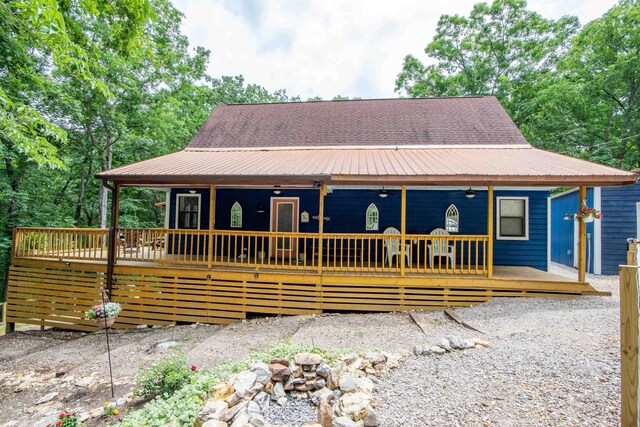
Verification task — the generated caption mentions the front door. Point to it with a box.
[270,197,299,258]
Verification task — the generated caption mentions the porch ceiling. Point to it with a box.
[96,146,637,187]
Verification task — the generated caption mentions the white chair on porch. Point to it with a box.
[383,227,411,267]
[427,228,455,268]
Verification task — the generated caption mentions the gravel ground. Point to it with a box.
[263,396,317,426]
[0,263,621,426]
[375,264,621,426]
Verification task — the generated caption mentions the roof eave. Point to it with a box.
[94,173,638,188]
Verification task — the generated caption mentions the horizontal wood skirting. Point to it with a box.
[6,258,596,332]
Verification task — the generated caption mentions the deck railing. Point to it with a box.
[12,227,110,260]
[12,227,488,275]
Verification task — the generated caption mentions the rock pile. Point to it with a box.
[413,336,491,356]
[195,351,402,427]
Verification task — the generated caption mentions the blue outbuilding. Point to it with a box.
[550,173,640,275]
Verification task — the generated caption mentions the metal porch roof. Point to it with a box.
[96,147,637,187]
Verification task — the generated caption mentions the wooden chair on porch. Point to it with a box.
[427,228,454,268]
[383,227,411,267]
[119,229,141,253]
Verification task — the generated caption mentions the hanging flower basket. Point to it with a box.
[85,302,121,329]
[93,316,117,329]
[575,207,602,223]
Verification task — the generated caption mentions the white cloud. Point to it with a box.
[174,0,618,100]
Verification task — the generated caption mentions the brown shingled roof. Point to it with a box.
[187,96,529,149]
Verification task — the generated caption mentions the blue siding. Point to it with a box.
[550,188,595,273]
[601,182,640,274]
[168,187,549,270]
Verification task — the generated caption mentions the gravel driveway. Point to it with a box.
[375,264,620,426]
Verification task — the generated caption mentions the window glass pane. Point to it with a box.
[500,218,524,237]
[445,204,459,232]
[501,200,524,217]
[178,196,199,229]
[366,204,378,230]
[231,202,242,228]
[277,203,293,232]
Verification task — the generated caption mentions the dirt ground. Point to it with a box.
[0,264,621,426]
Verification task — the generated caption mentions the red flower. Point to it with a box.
[191,365,197,371]
[56,422,62,427]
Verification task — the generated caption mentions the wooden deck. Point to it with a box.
[5,256,600,332]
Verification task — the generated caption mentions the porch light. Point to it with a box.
[273,186,282,195]
[257,204,266,213]
[188,189,197,194]
[378,188,388,198]
[465,188,475,199]
[564,213,573,221]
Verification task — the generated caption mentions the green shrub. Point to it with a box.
[134,354,195,399]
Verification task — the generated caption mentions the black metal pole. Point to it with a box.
[100,287,115,398]
[104,181,118,297]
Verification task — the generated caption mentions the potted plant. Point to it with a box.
[85,302,122,329]
[575,206,603,223]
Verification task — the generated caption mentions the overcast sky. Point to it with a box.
[173,0,617,100]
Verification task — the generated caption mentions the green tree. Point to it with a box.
[0,0,153,308]
[395,0,579,125]
[525,0,640,169]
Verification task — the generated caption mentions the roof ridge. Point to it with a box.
[184,144,531,152]
[220,95,495,107]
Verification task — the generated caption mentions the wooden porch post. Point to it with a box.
[106,182,120,295]
[578,186,587,282]
[487,185,494,279]
[628,240,637,265]
[620,265,639,426]
[317,184,326,274]
[5,228,16,333]
[400,185,407,277]
[207,184,216,269]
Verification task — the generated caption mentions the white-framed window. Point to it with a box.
[176,194,201,229]
[496,197,529,240]
[366,203,379,231]
[445,204,459,233]
[231,202,242,228]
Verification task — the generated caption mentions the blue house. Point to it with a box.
[6,97,638,332]
[551,174,640,275]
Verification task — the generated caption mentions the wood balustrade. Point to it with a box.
[12,227,110,260]
[12,227,489,276]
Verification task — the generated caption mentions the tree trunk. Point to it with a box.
[75,158,93,227]
[99,141,113,228]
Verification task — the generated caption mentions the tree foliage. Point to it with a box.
[525,0,640,169]
[395,0,579,124]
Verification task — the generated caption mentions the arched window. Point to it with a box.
[366,203,379,231]
[231,202,242,228]
[445,204,459,233]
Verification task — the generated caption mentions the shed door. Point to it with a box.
[270,198,299,258]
